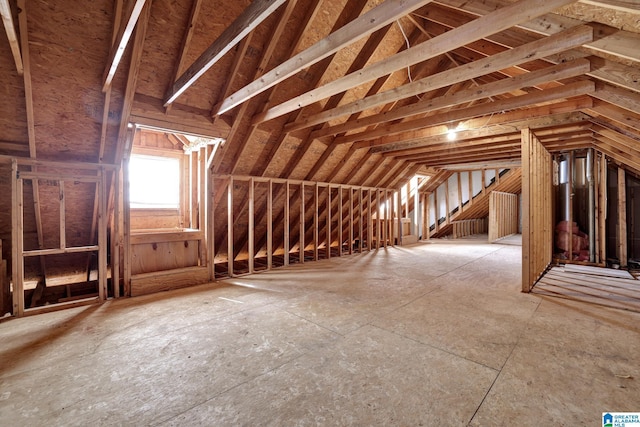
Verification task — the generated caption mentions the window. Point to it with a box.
[129,154,180,209]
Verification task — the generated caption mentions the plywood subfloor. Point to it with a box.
[533,266,640,312]
[1,242,639,425]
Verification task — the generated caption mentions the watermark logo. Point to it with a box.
[603,412,640,427]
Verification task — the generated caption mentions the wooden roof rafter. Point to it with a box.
[366,110,592,153]
[164,0,288,107]
[336,81,595,145]
[253,0,581,125]
[216,0,436,116]
[308,58,592,139]
[292,24,593,134]
[0,0,22,75]
[102,0,147,91]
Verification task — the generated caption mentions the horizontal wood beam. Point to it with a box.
[341,81,595,145]
[254,0,581,124]
[0,0,22,75]
[164,0,287,106]
[303,58,591,137]
[367,111,591,153]
[579,0,640,14]
[590,82,640,115]
[435,0,640,64]
[102,0,147,91]
[288,25,593,133]
[216,0,435,115]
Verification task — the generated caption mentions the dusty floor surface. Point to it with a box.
[1,239,639,426]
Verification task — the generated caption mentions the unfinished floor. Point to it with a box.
[1,239,639,426]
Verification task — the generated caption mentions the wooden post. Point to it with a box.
[248,177,254,274]
[300,182,305,263]
[227,176,234,276]
[358,188,363,253]
[267,179,273,270]
[123,155,132,297]
[208,172,215,280]
[599,154,607,264]
[618,167,627,267]
[113,166,121,297]
[468,171,474,206]
[98,170,107,301]
[284,181,290,266]
[367,189,372,251]
[383,190,388,248]
[314,183,319,261]
[338,186,343,255]
[414,178,419,236]
[327,186,332,258]
[11,160,22,316]
[348,188,354,254]
[59,181,66,250]
[190,151,198,228]
[198,147,207,266]
[444,179,450,226]
[521,130,531,292]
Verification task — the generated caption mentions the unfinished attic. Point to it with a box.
[1,0,640,424]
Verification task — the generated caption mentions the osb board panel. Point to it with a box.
[135,0,282,112]
[130,210,182,230]
[289,139,331,181]
[0,8,28,151]
[130,266,209,297]
[558,3,640,33]
[26,0,116,161]
[0,165,12,261]
[131,240,199,275]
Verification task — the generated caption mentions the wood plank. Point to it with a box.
[254,0,583,124]
[435,0,640,64]
[167,0,203,114]
[338,81,594,145]
[102,0,147,91]
[217,0,435,115]
[534,279,640,312]
[131,266,210,296]
[303,57,591,136]
[549,268,639,288]
[579,0,640,13]
[0,0,23,75]
[618,167,628,267]
[164,0,287,106]
[562,263,636,279]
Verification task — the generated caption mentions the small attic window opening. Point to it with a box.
[129,154,180,209]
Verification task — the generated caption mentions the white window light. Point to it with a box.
[129,155,180,209]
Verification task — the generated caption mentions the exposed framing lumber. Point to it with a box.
[254,0,581,124]
[217,0,435,115]
[167,0,204,114]
[306,58,591,138]
[0,0,22,75]
[164,0,287,107]
[298,25,593,134]
[339,81,595,145]
[618,167,628,267]
[102,0,147,91]
[579,0,640,13]
[363,101,593,152]
[435,0,640,64]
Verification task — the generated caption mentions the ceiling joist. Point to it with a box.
[253,0,580,125]
[306,58,592,138]
[216,0,436,116]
